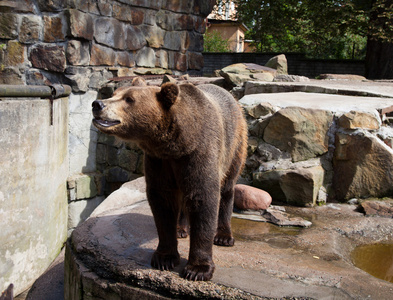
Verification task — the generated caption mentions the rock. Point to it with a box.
[319,74,366,81]
[117,51,134,67]
[338,111,380,130]
[274,75,310,82]
[220,72,251,87]
[253,170,287,201]
[67,9,94,40]
[143,25,165,48]
[0,68,23,84]
[187,52,204,70]
[263,107,333,162]
[265,54,288,75]
[19,15,41,44]
[135,47,155,68]
[43,15,66,42]
[95,18,125,50]
[125,25,147,50]
[280,166,325,207]
[67,40,90,66]
[262,207,312,227]
[222,63,276,76]
[0,13,18,39]
[65,67,91,92]
[172,52,187,72]
[234,184,272,211]
[360,200,393,218]
[155,49,169,69]
[113,3,144,24]
[333,131,393,200]
[4,41,24,66]
[164,31,188,51]
[244,102,275,119]
[29,44,66,72]
[161,74,177,85]
[37,0,64,12]
[252,72,274,82]
[89,43,116,66]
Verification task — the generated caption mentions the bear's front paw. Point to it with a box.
[151,251,180,271]
[214,234,235,247]
[183,263,215,281]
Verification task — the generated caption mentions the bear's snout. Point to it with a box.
[92,100,105,112]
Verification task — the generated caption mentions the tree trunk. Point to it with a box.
[365,39,393,79]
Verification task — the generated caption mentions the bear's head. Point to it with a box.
[92,77,180,141]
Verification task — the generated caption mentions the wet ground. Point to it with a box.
[18,199,393,300]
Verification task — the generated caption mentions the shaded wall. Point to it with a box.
[203,53,365,78]
[0,87,69,295]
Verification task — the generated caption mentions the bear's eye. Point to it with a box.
[125,97,134,103]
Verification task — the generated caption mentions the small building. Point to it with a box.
[206,1,248,53]
[206,19,248,53]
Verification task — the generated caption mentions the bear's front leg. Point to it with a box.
[182,185,220,281]
[147,187,181,271]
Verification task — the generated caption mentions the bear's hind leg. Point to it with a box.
[177,209,189,238]
[214,144,246,247]
[214,177,235,247]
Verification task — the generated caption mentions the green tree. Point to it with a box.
[203,29,231,52]
[234,0,369,59]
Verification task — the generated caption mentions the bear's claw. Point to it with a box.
[183,263,215,281]
[151,251,180,271]
[214,234,235,247]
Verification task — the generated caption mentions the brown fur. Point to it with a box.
[92,77,247,281]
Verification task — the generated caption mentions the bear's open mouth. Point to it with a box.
[93,118,121,128]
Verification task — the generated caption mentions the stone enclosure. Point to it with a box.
[241,81,393,206]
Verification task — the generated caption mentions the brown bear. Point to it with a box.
[92,77,247,281]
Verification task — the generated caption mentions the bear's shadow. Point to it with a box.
[77,211,188,276]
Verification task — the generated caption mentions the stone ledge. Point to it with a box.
[65,178,393,299]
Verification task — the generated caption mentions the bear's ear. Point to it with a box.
[131,77,147,86]
[159,82,179,108]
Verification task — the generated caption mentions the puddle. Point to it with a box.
[231,217,302,242]
[351,243,393,283]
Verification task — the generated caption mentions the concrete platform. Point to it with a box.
[65,177,393,300]
[240,92,393,117]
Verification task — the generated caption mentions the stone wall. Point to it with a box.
[203,53,365,78]
[240,83,393,206]
[0,0,214,233]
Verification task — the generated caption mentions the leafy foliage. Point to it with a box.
[229,0,392,59]
[203,29,231,52]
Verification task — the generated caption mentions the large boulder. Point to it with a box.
[338,111,380,130]
[265,54,288,75]
[219,63,276,86]
[263,107,333,162]
[333,131,393,200]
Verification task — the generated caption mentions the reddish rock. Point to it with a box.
[360,200,393,218]
[174,52,187,72]
[43,15,65,42]
[29,44,66,73]
[90,43,116,66]
[234,184,272,211]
